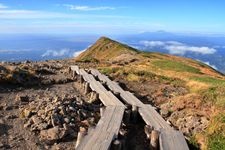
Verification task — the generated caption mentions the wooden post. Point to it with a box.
[119,129,128,150]
[144,125,153,139]
[72,70,76,78]
[150,130,159,150]
[84,82,90,95]
[114,91,120,98]
[79,75,84,86]
[100,107,105,117]
[75,127,87,149]
[131,105,138,123]
[87,69,91,74]
[112,139,122,150]
[123,109,131,124]
[89,92,99,103]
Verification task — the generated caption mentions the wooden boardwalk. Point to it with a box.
[77,106,125,150]
[71,66,189,150]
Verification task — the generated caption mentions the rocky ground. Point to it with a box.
[0,60,101,150]
[113,78,209,141]
[0,59,210,150]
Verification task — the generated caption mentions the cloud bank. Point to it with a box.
[140,40,216,55]
[64,5,115,11]
[73,50,85,57]
[203,61,218,70]
[41,49,70,57]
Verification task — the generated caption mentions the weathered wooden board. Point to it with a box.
[160,129,189,150]
[77,106,125,150]
[139,105,171,130]
[71,66,80,75]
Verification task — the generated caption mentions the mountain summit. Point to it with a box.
[75,36,139,63]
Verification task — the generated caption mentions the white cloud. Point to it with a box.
[140,41,165,47]
[41,49,70,57]
[203,61,217,70]
[73,50,85,57]
[0,49,30,53]
[140,40,217,55]
[0,8,124,20]
[165,45,216,55]
[64,5,115,11]
[0,3,8,9]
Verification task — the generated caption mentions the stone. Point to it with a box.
[5,114,18,119]
[160,109,170,118]
[31,116,43,125]
[0,119,4,124]
[37,110,45,117]
[51,114,62,127]
[23,108,32,118]
[4,105,13,111]
[24,118,34,128]
[16,95,29,103]
[40,126,67,143]
[64,118,70,124]
[69,106,76,112]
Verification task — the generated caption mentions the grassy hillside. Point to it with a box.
[75,37,225,150]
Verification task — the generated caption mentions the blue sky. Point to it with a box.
[0,0,224,35]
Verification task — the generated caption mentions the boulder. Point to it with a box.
[40,126,67,143]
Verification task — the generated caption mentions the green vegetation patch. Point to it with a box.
[207,113,225,150]
[200,86,225,107]
[152,60,201,74]
[191,76,225,86]
[99,67,120,75]
[79,57,99,63]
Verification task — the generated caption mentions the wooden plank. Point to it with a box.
[106,91,124,107]
[88,106,116,150]
[160,129,189,150]
[71,65,80,74]
[77,106,125,150]
[93,106,124,150]
[139,105,171,130]
[77,106,115,150]
[145,105,171,129]
[90,69,144,107]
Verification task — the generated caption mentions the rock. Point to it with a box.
[37,109,45,117]
[31,116,43,125]
[0,119,4,124]
[0,143,4,148]
[4,105,13,111]
[24,118,34,128]
[38,123,48,130]
[5,114,18,119]
[51,114,62,127]
[40,126,67,143]
[69,106,76,112]
[160,109,170,118]
[22,108,33,118]
[64,118,70,124]
[16,95,29,103]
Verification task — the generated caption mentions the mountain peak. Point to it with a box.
[75,37,139,62]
